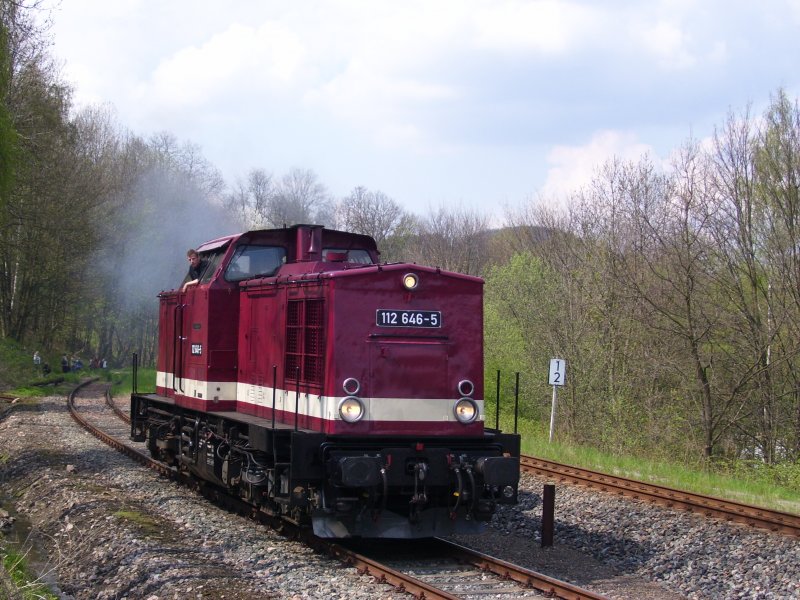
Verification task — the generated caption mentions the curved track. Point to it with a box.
[69,381,610,600]
[520,455,800,537]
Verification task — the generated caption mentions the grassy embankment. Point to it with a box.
[489,408,800,514]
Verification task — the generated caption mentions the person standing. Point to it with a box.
[61,354,69,373]
[33,351,41,367]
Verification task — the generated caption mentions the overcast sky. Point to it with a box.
[41,0,800,218]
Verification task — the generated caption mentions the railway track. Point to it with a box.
[69,381,610,600]
[520,455,800,537]
[337,537,615,599]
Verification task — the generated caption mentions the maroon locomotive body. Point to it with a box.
[132,224,520,538]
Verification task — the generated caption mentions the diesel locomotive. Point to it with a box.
[130,224,520,538]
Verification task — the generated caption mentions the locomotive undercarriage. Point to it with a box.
[131,394,520,538]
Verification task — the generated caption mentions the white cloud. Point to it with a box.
[541,131,655,198]
[635,20,697,70]
[141,22,306,108]
[471,0,597,54]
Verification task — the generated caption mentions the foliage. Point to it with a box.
[497,94,800,466]
[714,458,800,495]
[515,414,799,511]
[110,367,155,397]
[0,337,40,391]
[1,547,58,600]
[0,10,16,199]
[484,252,557,424]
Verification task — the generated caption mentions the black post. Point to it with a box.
[495,369,500,430]
[514,371,520,434]
[132,353,138,394]
[272,364,277,429]
[294,366,300,431]
[542,483,555,547]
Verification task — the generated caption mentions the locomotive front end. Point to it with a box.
[312,264,520,538]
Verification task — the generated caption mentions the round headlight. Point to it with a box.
[458,379,475,397]
[338,396,365,423]
[453,398,478,424]
[402,273,419,290]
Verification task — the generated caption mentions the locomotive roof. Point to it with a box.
[195,225,377,253]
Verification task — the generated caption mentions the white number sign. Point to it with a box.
[549,358,566,386]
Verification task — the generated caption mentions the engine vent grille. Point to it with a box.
[285,298,325,387]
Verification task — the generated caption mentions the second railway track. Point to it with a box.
[520,455,800,537]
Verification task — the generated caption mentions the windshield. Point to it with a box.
[225,244,286,282]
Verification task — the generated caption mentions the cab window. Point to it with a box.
[225,245,286,282]
[322,248,374,264]
[200,250,225,284]
[180,249,225,286]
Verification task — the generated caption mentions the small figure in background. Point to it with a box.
[61,354,70,373]
[101,357,108,369]
[33,351,41,368]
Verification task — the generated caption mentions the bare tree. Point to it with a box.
[409,206,490,275]
[336,186,415,261]
[267,167,332,227]
[148,132,224,198]
[224,168,274,229]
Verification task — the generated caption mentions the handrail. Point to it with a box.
[172,300,186,393]
[177,302,186,394]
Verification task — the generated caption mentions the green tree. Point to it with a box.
[0,8,16,200]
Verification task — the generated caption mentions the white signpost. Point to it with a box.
[548,358,566,443]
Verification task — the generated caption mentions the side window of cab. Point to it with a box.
[180,249,225,287]
[199,250,225,284]
[322,248,374,264]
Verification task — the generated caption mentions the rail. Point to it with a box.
[520,455,800,537]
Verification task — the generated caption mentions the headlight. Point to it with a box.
[458,379,475,397]
[453,398,478,424]
[402,273,419,291]
[338,396,365,423]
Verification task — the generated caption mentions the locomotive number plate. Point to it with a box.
[377,309,442,328]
